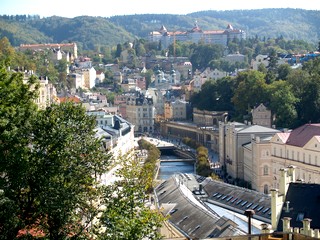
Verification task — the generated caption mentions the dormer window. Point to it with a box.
[296,212,304,222]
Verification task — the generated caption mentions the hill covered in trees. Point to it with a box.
[0,8,319,50]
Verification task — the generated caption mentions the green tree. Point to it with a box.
[190,43,224,70]
[265,48,278,83]
[27,102,110,239]
[277,63,292,80]
[267,80,298,127]
[232,70,268,117]
[0,63,39,239]
[115,43,123,58]
[99,152,164,240]
[0,37,15,64]
[0,62,110,239]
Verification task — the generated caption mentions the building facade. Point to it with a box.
[149,23,246,49]
[125,93,155,134]
[193,108,228,127]
[243,136,273,194]
[252,103,272,128]
[270,124,320,187]
[219,122,280,180]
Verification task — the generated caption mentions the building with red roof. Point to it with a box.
[270,123,320,188]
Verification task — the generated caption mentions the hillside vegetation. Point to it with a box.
[0,8,319,50]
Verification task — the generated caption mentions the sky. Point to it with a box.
[1,0,319,18]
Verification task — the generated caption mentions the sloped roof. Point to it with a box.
[277,132,291,143]
[277,182,320,231]
[155,176,244,239]
[201,177,271,223]
[238,125,279,134]
[286,124,320,147]
[58,96,81,103]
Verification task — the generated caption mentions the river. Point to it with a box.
[158,154,195,180]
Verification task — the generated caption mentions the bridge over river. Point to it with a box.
[160,157,195,162]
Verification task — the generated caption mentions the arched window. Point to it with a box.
[264,184,269,194]
[263,165,269,175]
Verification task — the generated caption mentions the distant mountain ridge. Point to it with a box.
[0,8,319,50]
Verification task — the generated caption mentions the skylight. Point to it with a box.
[169,208,178,215]
[257,206,264,212]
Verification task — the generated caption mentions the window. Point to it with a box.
[263,166,269,175]
[280,149,283,157]
[292,151,294,160]
[296,212,304,222]
[264,184,269,194]
[315,156,318,166]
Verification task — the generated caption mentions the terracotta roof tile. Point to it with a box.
[59,96,81,103]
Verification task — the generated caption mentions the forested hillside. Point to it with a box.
[109,9,320,43]
[0,15,135,50]
[0,8,319,50]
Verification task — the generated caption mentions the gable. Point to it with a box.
[304,136,320,151]
[270,132,290,144]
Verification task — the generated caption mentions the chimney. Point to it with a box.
[302,218,312,236]
[261,223,271,234]
[271,189,283,230]
[279,168,289,196]
[282,217,292,232]
[288,165,296,182]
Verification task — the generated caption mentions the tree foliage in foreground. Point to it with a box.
[0,61,108,239]
[98,152,165,240]
[0,61,165,239]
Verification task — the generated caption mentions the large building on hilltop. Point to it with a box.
[148,23,246,49]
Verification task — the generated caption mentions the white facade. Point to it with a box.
[125,94,155,134]
[68,73,84,89]
[36,78,57,109]
[243,136,273,194]
[87,110,114,128]
[82,67,96,89]
[147,88,165,116]
[149,23,246,49]
[219,121,280,180]
[270,125,320,187]
[171,100,187,120]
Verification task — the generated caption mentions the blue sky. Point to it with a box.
[1,0,319,18]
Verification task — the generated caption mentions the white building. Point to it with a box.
[219,121,280,180]
[149,23,246,49]
[125,92,155,134]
